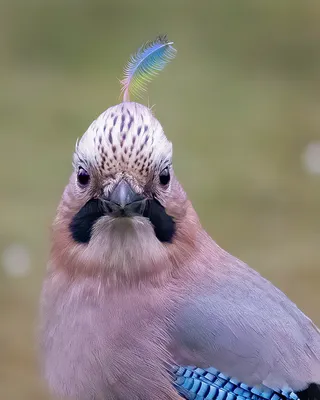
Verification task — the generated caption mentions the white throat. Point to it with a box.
[81,216,169,279]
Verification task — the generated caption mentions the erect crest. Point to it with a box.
[74,36,176,179]
[120,35,177,102]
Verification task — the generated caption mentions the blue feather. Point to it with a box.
[121,35,176,102]
[171,366,299,400]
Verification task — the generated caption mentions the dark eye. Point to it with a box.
[77,168,90,186]
[159,167,170,185]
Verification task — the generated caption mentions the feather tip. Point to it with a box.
[120,35,177,102]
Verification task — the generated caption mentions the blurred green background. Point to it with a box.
[1,1,320,399]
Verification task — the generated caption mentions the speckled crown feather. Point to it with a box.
[74,103,172,179]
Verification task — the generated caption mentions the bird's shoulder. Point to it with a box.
[171,232,320,390]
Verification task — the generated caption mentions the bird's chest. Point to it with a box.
[40,275,170,399]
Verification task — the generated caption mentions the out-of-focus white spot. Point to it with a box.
[1,244,31,277]
[302,141,320,175]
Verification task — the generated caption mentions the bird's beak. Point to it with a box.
[104,180,146,216]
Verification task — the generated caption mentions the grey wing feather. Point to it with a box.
[172,253,320,392]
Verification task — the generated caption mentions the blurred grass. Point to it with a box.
[0,1,320,399]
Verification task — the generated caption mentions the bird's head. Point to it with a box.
[52,103,199,283]
[50,36,200,283]
[71,102,175,244]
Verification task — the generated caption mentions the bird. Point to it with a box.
[39,35,320,400]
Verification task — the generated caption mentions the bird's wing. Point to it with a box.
[171,250,320,394]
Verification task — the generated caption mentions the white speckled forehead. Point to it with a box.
[73,102,172,178]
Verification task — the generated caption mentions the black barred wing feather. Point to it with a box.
[172,366,299,400]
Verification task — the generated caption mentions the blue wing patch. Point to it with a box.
[171,366,299,400]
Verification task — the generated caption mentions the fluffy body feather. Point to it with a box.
[40,95,320,399]
[121,35,176,102]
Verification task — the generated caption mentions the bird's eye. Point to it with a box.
[77,168,90,186]
[159,167,170,186]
